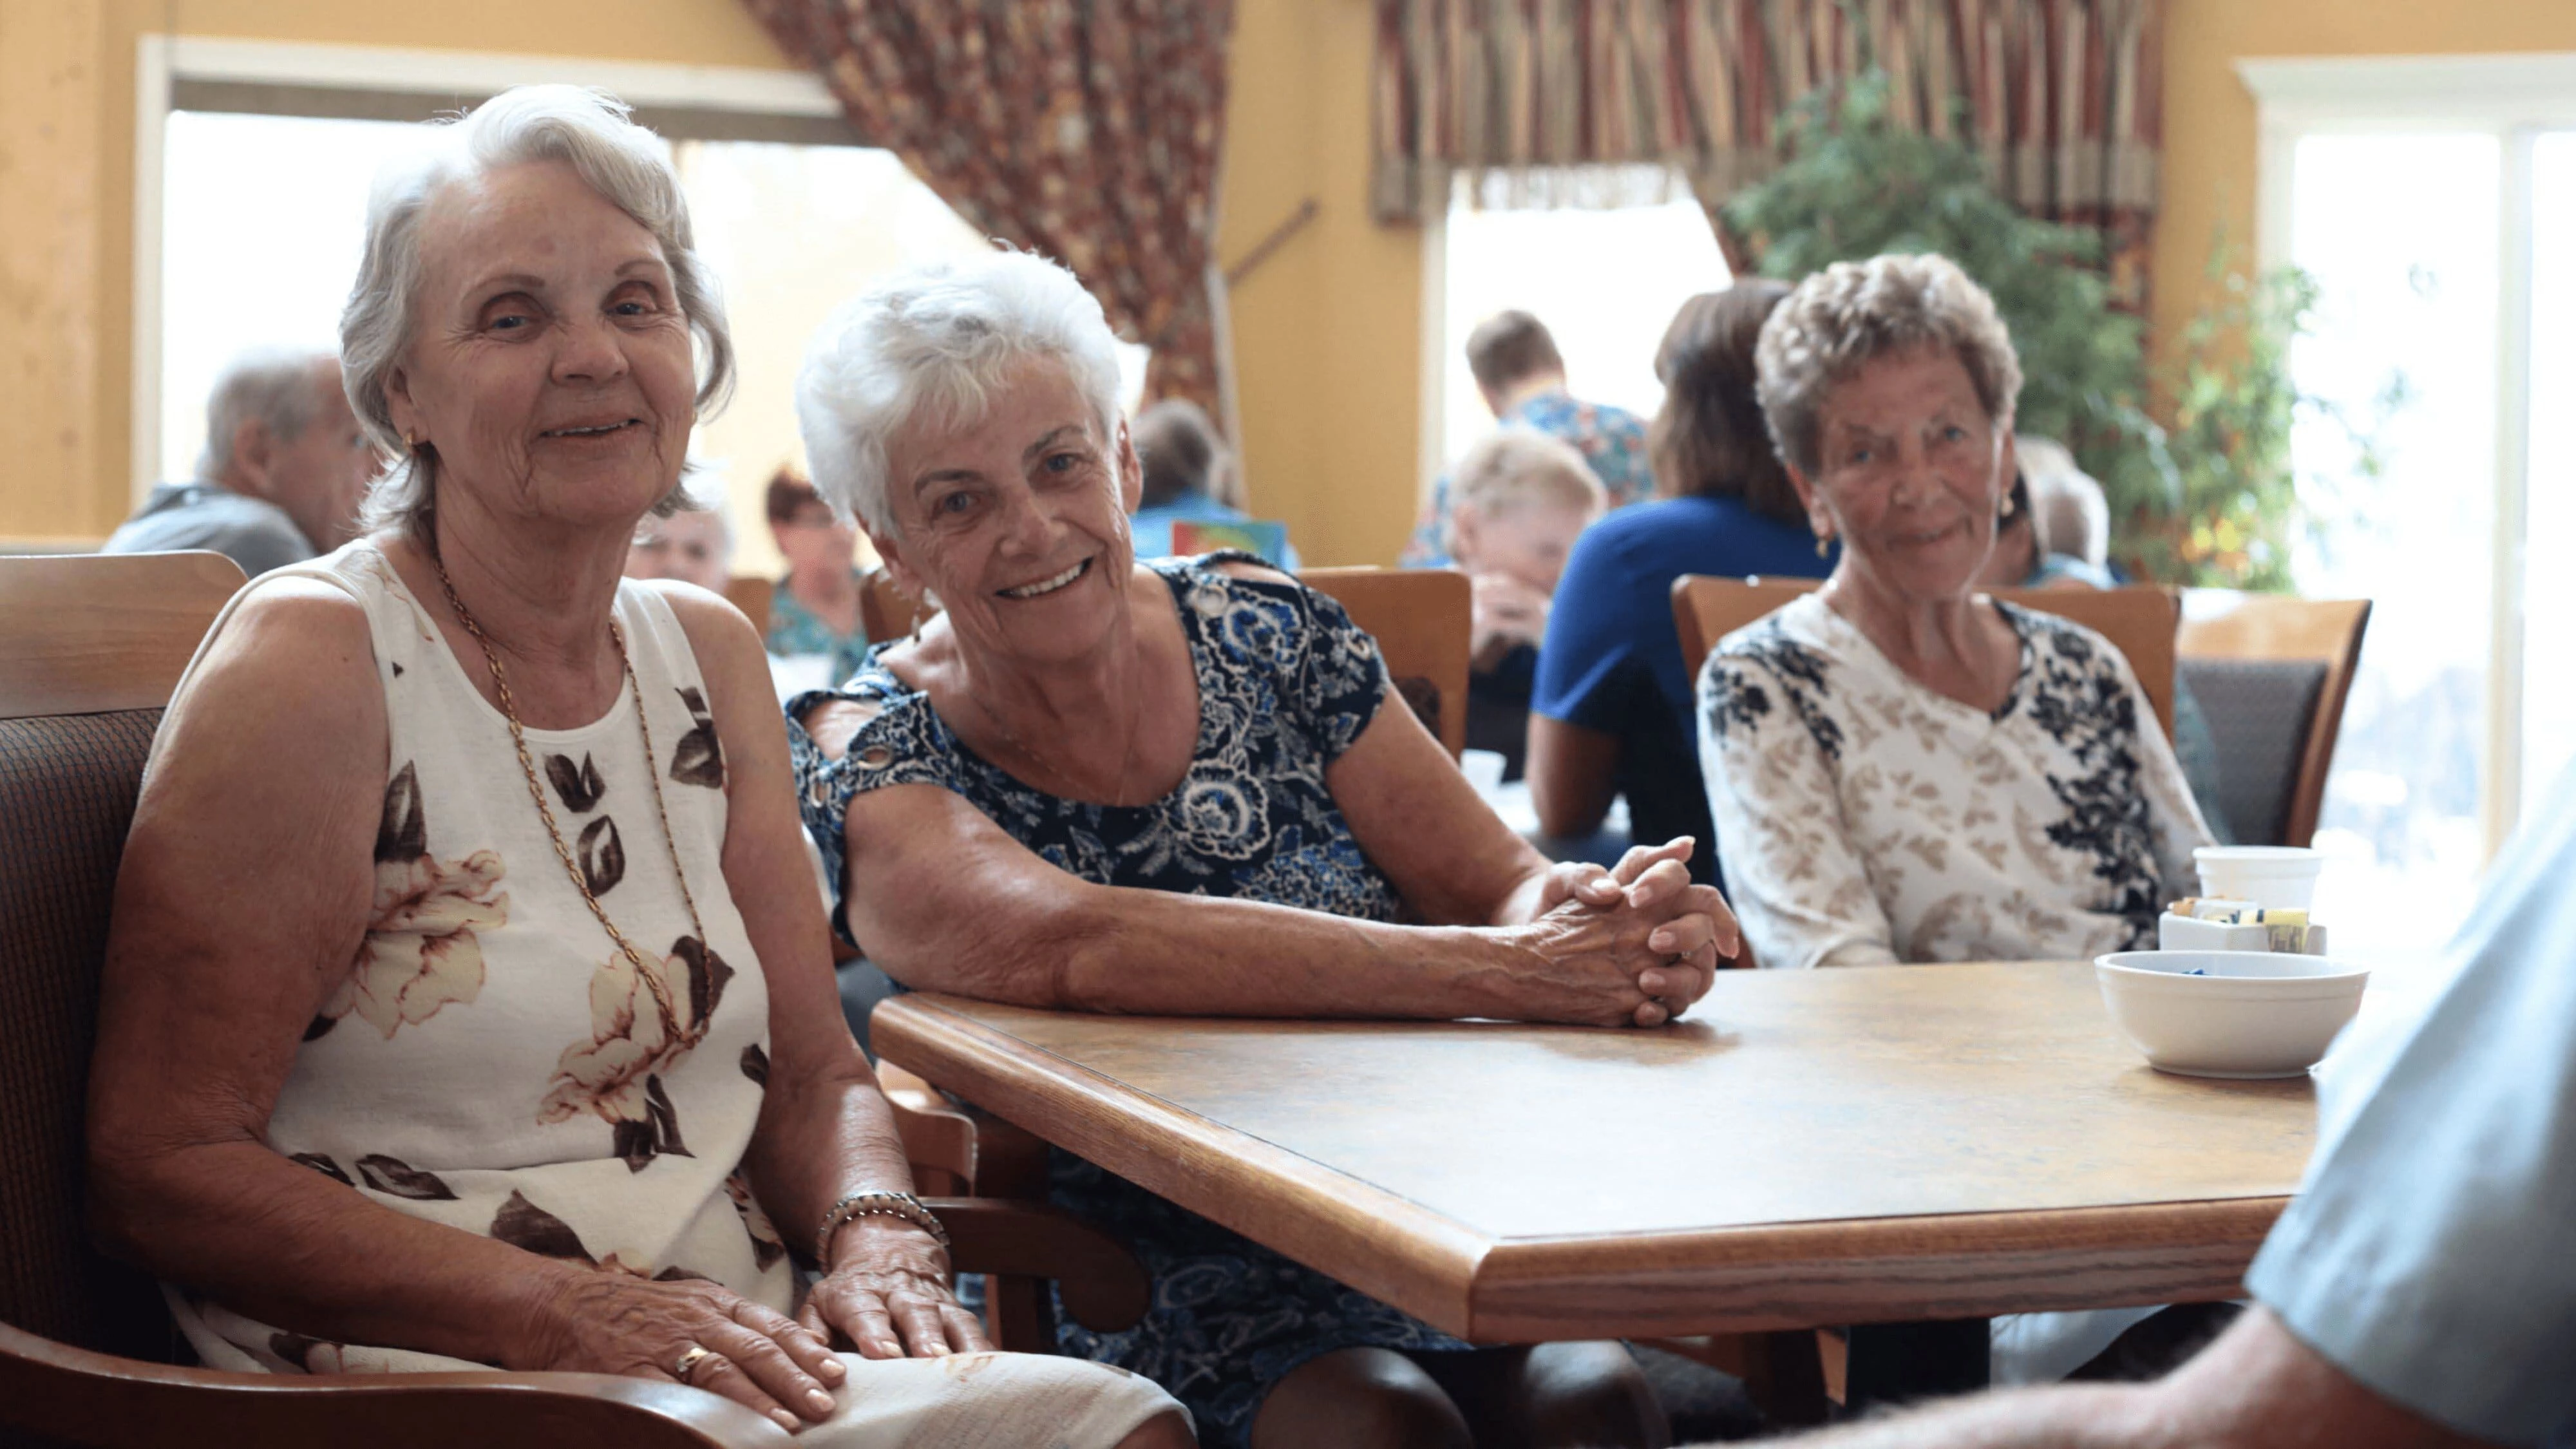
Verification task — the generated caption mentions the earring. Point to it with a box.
[1814,522,1834,559]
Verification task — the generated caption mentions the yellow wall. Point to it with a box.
[0,0,1421,562]
[2152,0,2576,355]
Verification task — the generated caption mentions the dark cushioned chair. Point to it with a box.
[0,553,1141,1449]
[2178,596,2371,849]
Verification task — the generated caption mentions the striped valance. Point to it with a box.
[1370,0,2164,231]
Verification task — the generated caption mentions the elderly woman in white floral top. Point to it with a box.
[1698,252,2210,974]
[1695,252,2217,1390]
[84,85,1188,1449]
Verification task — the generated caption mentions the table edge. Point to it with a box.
[873,993,1495,1334]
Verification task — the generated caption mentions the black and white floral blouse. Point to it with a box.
[1698,592,2212,971]
[785,553,1464,1448]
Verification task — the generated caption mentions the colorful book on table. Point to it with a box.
[1170,518,1293,569]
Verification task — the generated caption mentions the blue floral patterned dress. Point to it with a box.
[786,554,1468,1446]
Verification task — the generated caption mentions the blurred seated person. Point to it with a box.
[1720,761,2576,1449]
[1402,310,1651,566]
[788,247,1730,1449]
[764,468,871,681]
[1444,431,1603,777]
[624,500,734,593]
[1528,281,1828,881]
[1126,398,1298,569]
[1700,252,2211,969]
[1975,440,2114,591]
[105,346,377,577]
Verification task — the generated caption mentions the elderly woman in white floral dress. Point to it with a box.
[83,86,1188,1449]
[1694,252,2217,1388]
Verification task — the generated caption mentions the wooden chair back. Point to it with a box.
[0,551,243,716]
[719,574,774,636]
[0,553,242,1379]
[1672,576,2183,740]
[2179,596,2371,847]
[858,567,937,645]
[1300,567,1472,759]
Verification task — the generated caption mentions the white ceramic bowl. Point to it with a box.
[2193,845,2325,911]
[2095,951,2369,1079]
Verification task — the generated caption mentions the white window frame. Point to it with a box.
[130,35,840,504]
[2242,50,2576,858]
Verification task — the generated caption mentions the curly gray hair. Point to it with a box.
[795,248,1125,538]
[340,84,734,535]
[1753,253,2022,478]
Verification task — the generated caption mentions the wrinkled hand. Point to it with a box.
[1514,838,1738,1028]
[799,1216,992,1360]
[1470,573,1551,670]
[516,1265,847,1433]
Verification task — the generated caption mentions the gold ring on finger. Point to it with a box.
[674,1343,714,1380]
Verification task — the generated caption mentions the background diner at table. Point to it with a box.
[783,247,1733,1448]
[80,84,1186,1449]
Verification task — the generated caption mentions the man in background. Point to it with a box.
[624,504,734,594]
[1402,309,1651,567]
[105,346,375,576]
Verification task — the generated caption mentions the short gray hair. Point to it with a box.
[341,84,734,535]
[2018,435,2110,566]
[1754,253,2022,478]
[796,249,1124,537]
[198,346,335,480]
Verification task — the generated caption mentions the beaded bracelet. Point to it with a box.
[816,1189,950,1267]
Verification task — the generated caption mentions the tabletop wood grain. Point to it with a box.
[874,960,2319,1340]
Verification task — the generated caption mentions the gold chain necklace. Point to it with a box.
[429,546,708,1002]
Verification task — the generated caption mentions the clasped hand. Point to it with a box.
[1516,837,1738,1028]
[518,1216,987,1433]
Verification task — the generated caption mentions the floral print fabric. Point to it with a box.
[163,542,787,1377]
[787,555,1466,1446]
[1697,592,2212,971]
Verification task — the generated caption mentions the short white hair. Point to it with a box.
[796,249,1124,537]
[341,84,734,535]
[198,346,336,480]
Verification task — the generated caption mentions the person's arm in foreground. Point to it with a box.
[85,583,842,1434]
[1734,1307,2492,1449]
[661,587,989,1363]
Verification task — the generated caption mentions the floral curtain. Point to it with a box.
[741,0,1238,415]
[1371,0,2164,301]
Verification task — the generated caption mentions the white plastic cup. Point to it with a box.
[2193,846,2325,911]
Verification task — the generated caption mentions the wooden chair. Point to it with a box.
[2178,595,2371,847]
[0,553,1141,1448]
[1671,576,2183,740]
[857,567,936,645]
[1300,567,1472,759]
[719,574,774,635]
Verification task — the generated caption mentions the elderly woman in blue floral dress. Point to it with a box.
[786,249,1735,1449]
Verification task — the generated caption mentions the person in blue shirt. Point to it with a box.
[1527,281,1830,882]
[1126,398,1298,569]
[1712,757,2576,1449]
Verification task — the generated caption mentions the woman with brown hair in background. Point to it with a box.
[1523,281,1833,879]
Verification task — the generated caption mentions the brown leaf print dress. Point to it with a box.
[162,544,1180,1448]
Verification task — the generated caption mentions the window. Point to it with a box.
[1432,169,1731,484]
[2248,55,2576,981]
[145,52,1150,580]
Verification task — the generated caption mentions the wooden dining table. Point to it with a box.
[871,960,2320,1343]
